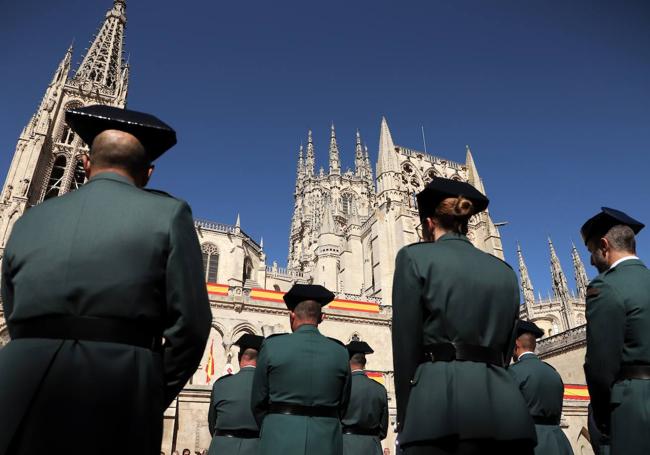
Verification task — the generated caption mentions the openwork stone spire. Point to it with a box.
[354,130,364,175]
[74,0,127,92]
[572,242,589,300]
[517,243,535,312]
[549,237,574,329]
[329,123,341,175]
[305,130,315,177]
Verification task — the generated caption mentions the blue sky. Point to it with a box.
[1,0,648,296]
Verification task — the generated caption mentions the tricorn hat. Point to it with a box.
[580,207,644,245]
[416,177,489,221]
[65,104,177,161]
[345,341,374,358]
[283,284,335,311]
[233,334,264,352]
[516,319,544,339]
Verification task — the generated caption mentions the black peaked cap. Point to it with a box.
[581,207,644,245]
[234,334,264,352]
[416,177,489,220]
[516,319,544,339]
[283,284,335,311]
[65,105,177,161]
[346,341,374,357]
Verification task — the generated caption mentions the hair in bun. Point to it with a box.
[433,196,475,234]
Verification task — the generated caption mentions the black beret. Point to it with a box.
[346,341,374,357]
[65,104,177,161]
[283,284,335,311]
[233,334,264,352]
[516,319,544,339]
[416,177,489,220]
[581,207,644,245]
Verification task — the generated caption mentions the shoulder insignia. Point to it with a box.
[586,287,600,298]
[264,333,289,342]
[327,337,345,346]
[144,188,175,198]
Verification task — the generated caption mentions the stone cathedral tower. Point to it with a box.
[0,0,129,253]
[288,117,504,302]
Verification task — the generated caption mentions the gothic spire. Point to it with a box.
[74,0,127,93]
[517,242,535,311]
[364,144,373,183]
[297,144,304,175]
[329,123,341,175]
[465,145,485,194]
[377,117,397,175]
[305,130,315,177]
[572,242,589,300]
[376,116,402,200]
[354,129,364,176]
[549,237,574,329]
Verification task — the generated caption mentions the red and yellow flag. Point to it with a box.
[205,339,215,383]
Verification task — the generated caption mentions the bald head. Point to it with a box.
[89,129,151,178]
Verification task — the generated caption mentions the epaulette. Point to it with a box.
[405,241,434,248]
[215,373,232,382]
[542,361,558,373]
[327,337,345,347]
[494,255,514,270]
[265,333,289,341]
[144,188,175,198]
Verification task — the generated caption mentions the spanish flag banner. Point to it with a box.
[205,339,215,384]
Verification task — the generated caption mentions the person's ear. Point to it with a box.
[599,237,610,254]
[319,313,325,323]
[147,165,155,179]
[82,154,91,176]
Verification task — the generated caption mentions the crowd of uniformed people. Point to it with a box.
[0,105,648,455]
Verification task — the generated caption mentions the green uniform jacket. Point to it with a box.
[251,325,352,455]
[508,353,574,455]
[208,367,260,455]
[584,258,650,455]
[391,233,536,446]
[341,370,389,455]
[0,172,211,455]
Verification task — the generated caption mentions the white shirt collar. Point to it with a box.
[351,369,365,373]
[609,255,639,270]
[518,351,536,361]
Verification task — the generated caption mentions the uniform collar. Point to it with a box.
[89,171,136,186]
[239,366,256,372]
[517,351,537,361]
[295,324,319,334]
[436,232,472,244]
[609,255,640,270]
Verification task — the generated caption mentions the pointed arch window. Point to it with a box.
[70,159,87,191]
[201,243,219,283]
[61,125,75,145]
[243,257,254,284]
[341,193,354,216]
[44,155,67,200]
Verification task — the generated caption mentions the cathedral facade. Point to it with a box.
[0,1,593,453]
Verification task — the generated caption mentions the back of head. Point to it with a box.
[433,196,475,235]
[90,129,151,177]
[604,224,636,254]
[350,352,367,369]
[517,332,537,352]
[238,347,258,365]
[293,300,322,324]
